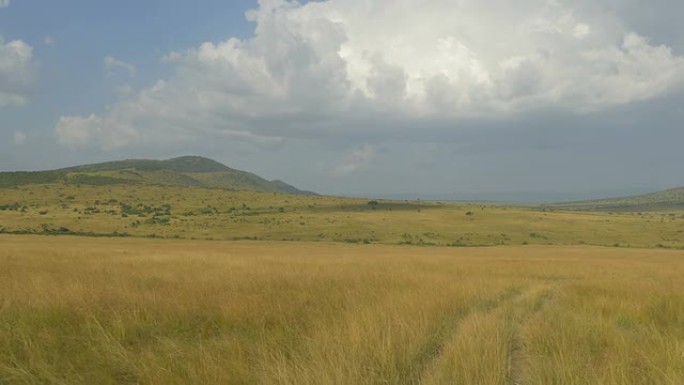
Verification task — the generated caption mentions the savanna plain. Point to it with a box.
[1,183,684,384]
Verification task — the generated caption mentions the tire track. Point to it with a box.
[507,285,555,385]
[417,286,532,384]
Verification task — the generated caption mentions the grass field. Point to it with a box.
[1,235,683,384]
[2,184,684,248]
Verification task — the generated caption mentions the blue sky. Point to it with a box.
[2,0,684,199]
[1,0,256,143]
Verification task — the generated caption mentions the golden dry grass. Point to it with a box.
[1,235,683,384]
[2,184,684,248]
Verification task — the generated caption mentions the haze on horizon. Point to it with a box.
[2,0,684,199]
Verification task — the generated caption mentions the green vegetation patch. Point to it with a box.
[0,171,63,187]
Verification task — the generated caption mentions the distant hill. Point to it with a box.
[0,156,317,196]
[60,156,231,173]
[550,187,684,212]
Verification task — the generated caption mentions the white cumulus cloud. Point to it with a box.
[104,55,136,77]
[0,36,36,107]
[56,0,684,149]
[56,114,139,150]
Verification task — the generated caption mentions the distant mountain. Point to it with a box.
[550,187,684,212]
[0,156,317,196]
[344,188,656,204]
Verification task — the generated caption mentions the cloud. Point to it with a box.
[334,144,374,175]
[56,114,139,150]
[0,0,9,8]
[0,36,36,107]
[13,131,26,145]
[56,0,684,149]
[104,55,136,77]
[115,84,134,98]
[44,36,56,46]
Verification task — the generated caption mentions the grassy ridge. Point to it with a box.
[1,236,683,384]
[551,187,684,212]
[0,171,63,188]
[2,183,684,248]
[0,156,315,195]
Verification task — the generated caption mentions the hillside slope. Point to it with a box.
[0,156,316,195]
[551,187,684,212]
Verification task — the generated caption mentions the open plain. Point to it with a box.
[1,235,683,384]
[5,0,684,383]
[2,183,684,249]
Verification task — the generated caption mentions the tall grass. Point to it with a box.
[1,235,683,384]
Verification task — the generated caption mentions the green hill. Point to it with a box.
[60,156,231,173]
[0,156,317,195]
[550,187,684,212]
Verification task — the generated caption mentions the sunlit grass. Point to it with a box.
[1,235,683,384]
[1,183,683,248]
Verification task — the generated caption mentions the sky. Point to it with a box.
[2,0,684,199]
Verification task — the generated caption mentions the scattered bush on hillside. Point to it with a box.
[145,217,171,225]
[0,203,23,211]
[83,207,100,215]
[120,203,171,216]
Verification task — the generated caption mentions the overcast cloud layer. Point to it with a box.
[55,0,684,150]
